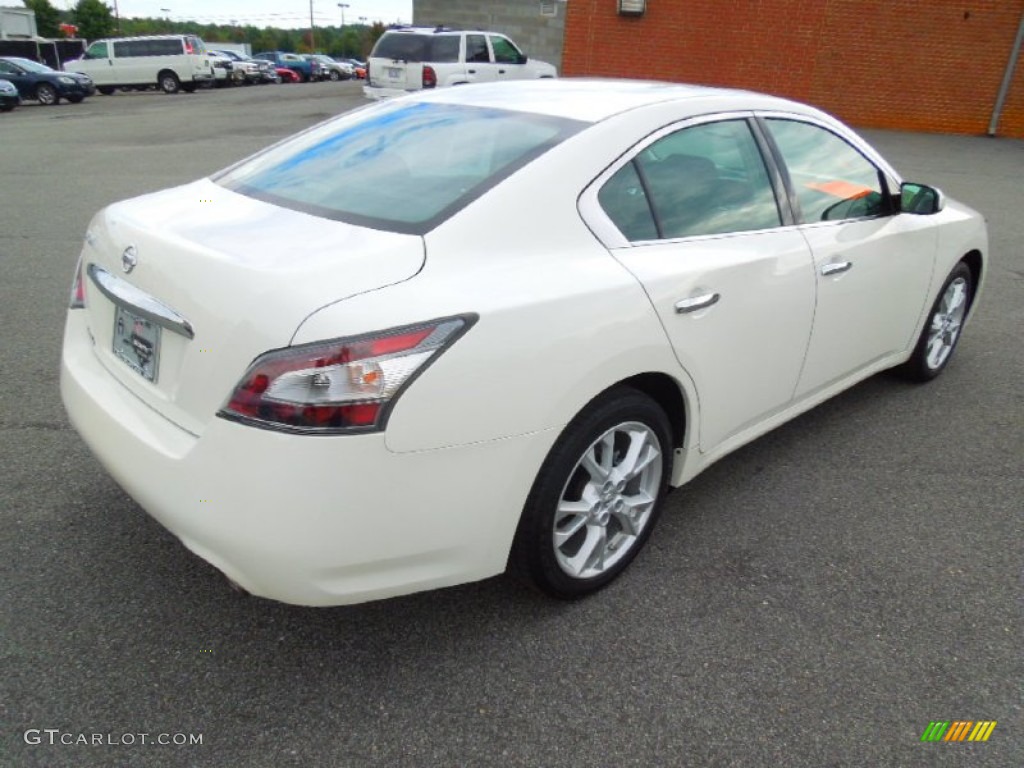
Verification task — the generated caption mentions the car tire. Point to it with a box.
[36,83,59,106]
[899,261,973,382]
[1,104,13,112]
[328,70,341,81]
[510,387,672,599]
[67,94,84,104]
[158,71,180,94]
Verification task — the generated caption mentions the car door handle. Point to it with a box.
[468,69,476,74]
[821,261,853,276]
[674,292,721,313]
[498,69,506,74]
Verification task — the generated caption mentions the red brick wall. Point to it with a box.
[563,0,1024,138]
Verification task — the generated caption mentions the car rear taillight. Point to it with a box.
[219,316,475,434]
[422,65,437,89]
[69,256,85,309]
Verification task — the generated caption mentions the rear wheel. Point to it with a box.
[36,83,58,105]
[158,71,180,94]
[899,262,973,381]
[328,70,341,81]
[511,388,671,599]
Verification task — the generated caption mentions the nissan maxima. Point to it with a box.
[61,79,987,605]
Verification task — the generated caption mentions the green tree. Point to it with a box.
[73,0,115,42]
[22,0,61,38]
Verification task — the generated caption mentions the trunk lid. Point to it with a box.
[80,178,424,436]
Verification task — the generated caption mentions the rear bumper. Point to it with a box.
[363,85,411,101]
[60,310,551,605]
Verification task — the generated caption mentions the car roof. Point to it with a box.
[410,78,823,124]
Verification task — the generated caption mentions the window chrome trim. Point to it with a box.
[87,264,195,340]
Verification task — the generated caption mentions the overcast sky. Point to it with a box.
[102,1,413,29]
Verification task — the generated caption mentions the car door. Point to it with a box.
[488,35,526,80]
[0,60,29,96]
[464,33,498,83]
[71,41,114,85]
[589,116,817,452]
[760,117,938,398]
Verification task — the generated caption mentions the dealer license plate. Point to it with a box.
[113,306,161,382]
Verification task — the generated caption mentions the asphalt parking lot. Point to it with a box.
[1,81,1022,768]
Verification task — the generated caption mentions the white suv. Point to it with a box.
[364,26,556,99]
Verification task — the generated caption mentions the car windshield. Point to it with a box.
[215,101,585,234]
[7,57,53,73]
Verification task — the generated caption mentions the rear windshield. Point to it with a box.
[215,101,584,235]
[371,32,461,63]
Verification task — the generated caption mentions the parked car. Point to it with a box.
[0,77,20,110]
[0,56,95,105]
[275,67,300,84]
[302,54,351,81]
[209,49,277,84]
[65,34,213,94]
[253,51,317,82]
[61,79,986,606]
[345,59,366,79]
[365,27,554,99]
[206,51,243,87]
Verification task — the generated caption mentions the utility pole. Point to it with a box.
[309,0,316,52]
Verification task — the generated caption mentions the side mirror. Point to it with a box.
[900,182,945,215]
[517,53,527,65]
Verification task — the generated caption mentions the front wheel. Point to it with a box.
[511,388,672,599]
[36,83,59,105]
[328,70,341,81]
[899,262,973,381]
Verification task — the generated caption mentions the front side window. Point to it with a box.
[85,42,108,59]
[489,36,522,64]
[216,102,584,235]
[600,119,781,241]
[766,119,887,222]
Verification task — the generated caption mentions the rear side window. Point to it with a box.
[215,102,585,235]
[599,119,781,241]
[465,35,489,63]
[113,39,185,57]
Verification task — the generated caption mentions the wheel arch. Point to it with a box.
[960,249,983,310]
[616,371,689,453]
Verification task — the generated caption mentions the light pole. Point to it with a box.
[337,3,350,56]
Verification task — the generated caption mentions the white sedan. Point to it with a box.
[60,80,987,605]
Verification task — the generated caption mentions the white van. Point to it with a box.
[65,35,213,94]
